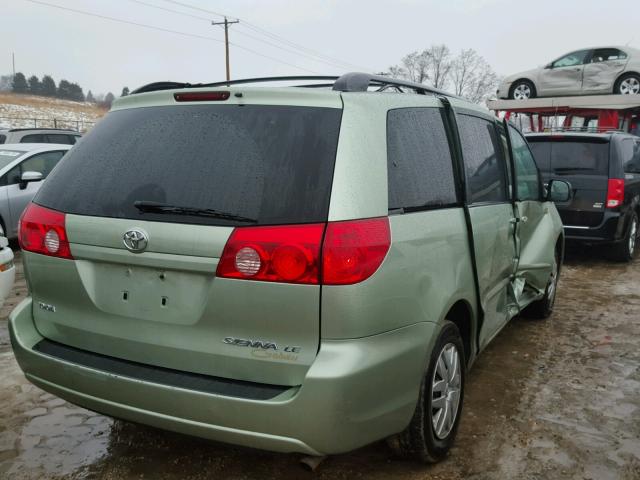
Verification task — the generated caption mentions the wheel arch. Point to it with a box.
[443,299,475,369]
[509,78,537,97]
[614,71,640,92]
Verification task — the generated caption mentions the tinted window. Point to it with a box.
[457,115,508,203]
[0,135,5,144]
[528,138,610,176]
[35,105,342,226]
[591,48,627,62]
[20,134,45,143]
[387,108,457,211]
[552,50,590,68]
[622,138,640,173]
[45,134,74,144]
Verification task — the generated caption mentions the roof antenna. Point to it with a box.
[626,38,634,46]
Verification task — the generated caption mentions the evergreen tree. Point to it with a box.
[121,86,130,97]
[68,82,85,102]
[57,79,72,99]
[41,75,57,96]
[11,72,28,93]
[86,90,95,103]
[28,75,41,95]
[103,92,115,107]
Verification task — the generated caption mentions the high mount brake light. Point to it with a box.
[173,91,230,102]
[216,218,391,285]
[606,178,624,208]
[19,203,73,259]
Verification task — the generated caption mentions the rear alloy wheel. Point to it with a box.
[510,80,536,100]
[610,213,638,262]
[615,74,640,95]
[387,322,465,463]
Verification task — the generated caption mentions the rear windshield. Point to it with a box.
[528,137,610,176]
[35,104,342,226]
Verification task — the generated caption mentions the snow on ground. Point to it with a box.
[0,93,106,132]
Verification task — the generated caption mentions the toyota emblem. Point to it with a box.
[123,228,149,253]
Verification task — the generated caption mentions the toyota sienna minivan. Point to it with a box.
[10,73,570,462]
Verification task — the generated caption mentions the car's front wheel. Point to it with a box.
[387,322,465,463]
[615,73,640,95]
[509,80,536,100]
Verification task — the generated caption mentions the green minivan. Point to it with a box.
[10,73,570,462]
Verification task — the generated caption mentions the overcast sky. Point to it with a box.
[4,0,639,95]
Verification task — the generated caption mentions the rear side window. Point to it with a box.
[0,135,5,144]
[621,138,640,173]
[35,105,342,226]
[457,114,508,203]
[528,138,610,176]
[45,134,74,144]
[20,134,45,143]
[387,108,457,211]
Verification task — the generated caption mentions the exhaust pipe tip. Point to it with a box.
[299,455,327,472]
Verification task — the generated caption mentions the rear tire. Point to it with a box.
[509,80,536,100]
[614,73,640,95]
[522,252,559,319]
[387,322,465,463]
[609,212,638,262]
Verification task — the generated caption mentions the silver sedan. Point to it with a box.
[497,46,640,100]
[0,143,71,239]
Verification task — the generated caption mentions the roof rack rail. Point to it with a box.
[130,72,457,98]
[331,72,455,97]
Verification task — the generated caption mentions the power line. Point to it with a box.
[161,0,373,72]
[127,0,362,71]
[20,0,323,74]
[22,0,223,43]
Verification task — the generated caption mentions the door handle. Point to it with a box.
[509,218,519,224]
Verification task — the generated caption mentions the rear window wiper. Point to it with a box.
[133,201,257,223]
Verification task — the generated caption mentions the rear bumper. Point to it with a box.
[10,297,436,455]
[563,211,623,243]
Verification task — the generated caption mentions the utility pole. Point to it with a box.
[12,52,15,79]
[212,17,239,82]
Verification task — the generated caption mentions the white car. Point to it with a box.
[0,226,14,309]
[0,144,72,239]
[497,46,640,99]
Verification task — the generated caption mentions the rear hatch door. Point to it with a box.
[29,96,342,386]
[529,136,610,227]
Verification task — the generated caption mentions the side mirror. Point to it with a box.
[544,62,552,69]
[19,171,43,190]
[546,179,572,203]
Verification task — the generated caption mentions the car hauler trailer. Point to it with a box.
[487,94,640,135]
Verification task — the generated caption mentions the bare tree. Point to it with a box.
[387,44,453,89]
[450,49,499,103]
[387,45,499,103]
[426,44,452,89]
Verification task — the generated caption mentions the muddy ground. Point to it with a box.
[0,247,638,479]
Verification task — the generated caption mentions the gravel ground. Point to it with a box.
[0,246,638,479]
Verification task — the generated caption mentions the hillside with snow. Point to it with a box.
[0,93,107,132]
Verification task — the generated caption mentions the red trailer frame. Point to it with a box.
[487,95,640,135]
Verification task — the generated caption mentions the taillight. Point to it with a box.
[19,203,73,259]
[216,217,391,285]
[606,179,625,208]
[216,224,325,284]
[322,217,390,285]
